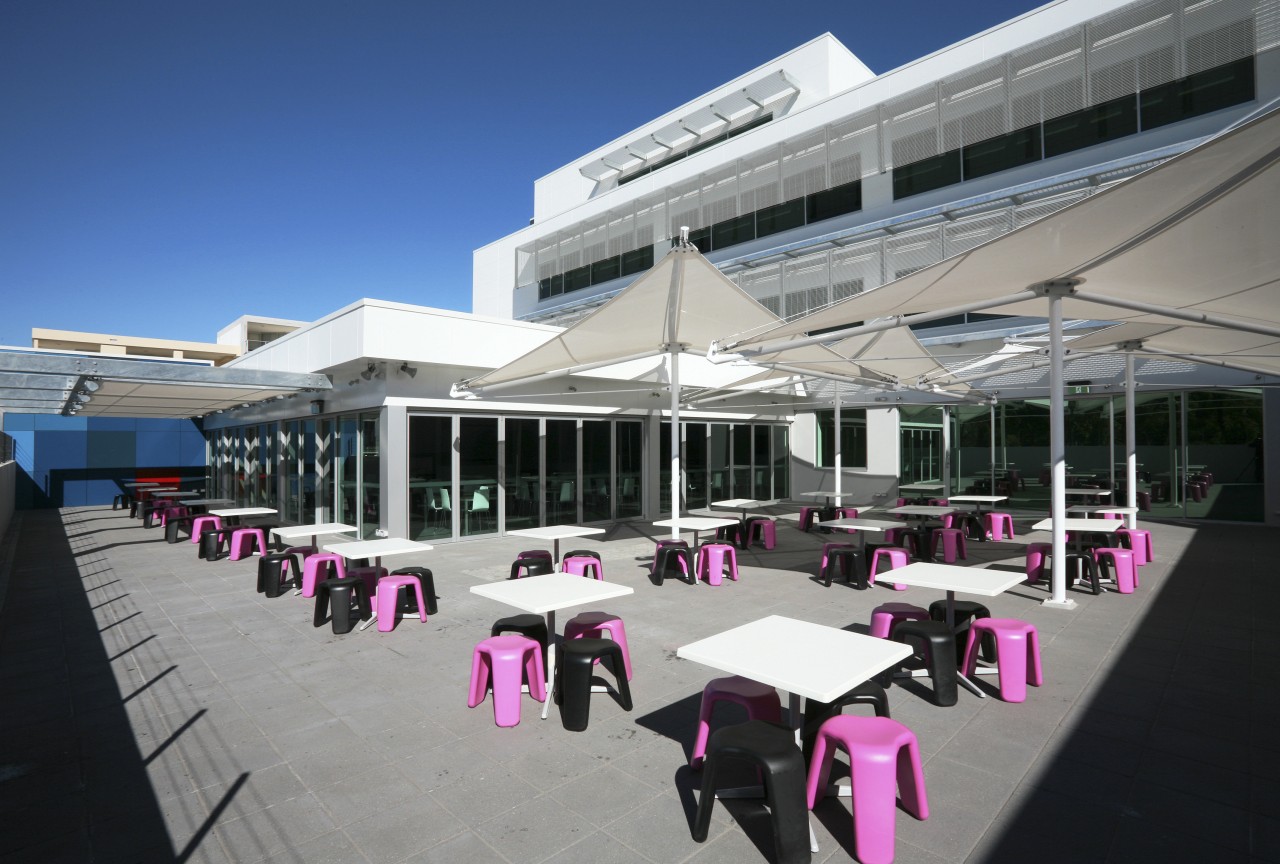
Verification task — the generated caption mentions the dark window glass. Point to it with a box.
[688,226,711,254]
[548,273,563,297]
[562,265,590,293]
[1043,95,1138,158]
[805,180,862,223]
[893,151,962,199]
[590,255,620,284]
[1140,56,1255,131]
[711,213,755,250]
[538,278,551,300]
[755,198,806,237]
[962,125,1042,180]
[621,245,653,276]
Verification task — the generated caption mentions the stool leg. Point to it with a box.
[467,651,490,708]
[312,586,330,628]
[692,755,721,842]
[490,651,526,727]
[851,745,901,864]
[764,754,811,864]
[1028,629,1043,687]
[998,631,1028,702]
[560,652,595,731]
[896,738,929,819]
[691,697,716,769]
[806,731,836,808]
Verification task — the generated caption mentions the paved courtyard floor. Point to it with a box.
[0,505,1277,863]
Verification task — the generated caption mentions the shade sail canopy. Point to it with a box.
[1054,322,1280,379]
[455,244,787,396]
[717,103,1280,356]
[0,351,331,418]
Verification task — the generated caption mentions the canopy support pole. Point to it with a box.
[834,384,842,508]
[1044,284,1077,611]
[1126,352,1138,529]
[989,403,997,497]
[1068,289,1280,340]
[670,351,680,540]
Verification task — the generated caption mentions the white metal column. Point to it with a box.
[1044,285,1076,610]
[1125,352,1138,529]
[669,350,680,540]
[834,384,842,508]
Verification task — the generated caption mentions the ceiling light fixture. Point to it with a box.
[360,363,377,381]
[399,363,417,378]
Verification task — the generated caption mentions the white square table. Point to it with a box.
[208,506,277,525]
[711,498,777,521]
[181,498,234,508]
[471,572,634,719]
[1066,505,1139,529]
[507,525,606,563]
[322,537,434,630]
[678,615,912,848]
[944,495,1008,542]
[898,483,945,504]
[151,490,199,499]
[652,516,739,549]
[877,561,1026,697]
[813,516,902,552]
[273,522,358,549]
[1031,517,1125,576]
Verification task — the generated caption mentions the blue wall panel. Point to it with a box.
[136,430,180,465]
[62,480,88,507]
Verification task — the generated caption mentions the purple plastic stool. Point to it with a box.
[690,676,782,769]
[467,635,546,727]
[1115,527,1153,566]
[564,611,632,680]
[1025,542,1052,585]
[374,572,428,632]
[190,515,222,544]
[562,555,604,580]
[696,543,738,586]
[868,547,911,591]
[821,541,857,579]
[301,553,347,598]
[869,602,928,639]
[984,512,1015,541]
[228,527,267,561]
[930,528,967,564]
[834,507,859,519]
[799,507,821,532]
[806,714,929,864]
[746,518,777,550]
[962,618,1042,702]
[1093,547,1137,593]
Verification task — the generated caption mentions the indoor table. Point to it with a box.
[507,525,606,564]
[471,571,633,719]
[677,614,912,851]
[877,561,1026,697]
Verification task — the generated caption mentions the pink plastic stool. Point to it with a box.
[564,611,632,680]
[228,527,267,561]
[799,507,821,532]
[1025,542,1052,584]
[696,543,738,586]
[562,555,603,580]
[834,507,859,519]
[806,715,929,864]
[869,603,928,640]
[690,676,782,768]
[467,635,546,727]
[160,505,189,527]
[1115,527,1153,566]
[746,518,777,549]
[984,512,1015,542]
[929,528,967,564]
[190,515,222,543]
[374,573,428,632]
[868,547,911,591]
[962,618,1042,702]
[1093,547,1137,593]
[301,553,347,598]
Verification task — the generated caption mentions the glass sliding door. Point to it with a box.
[409,415,453,541]
[460,416,498,536]
[1184,389,1263,521]
[731,425,752,498]
[772,425,789,500]
[282,422,301,524]
[302,420,319,523]
[314,419,332,523]
[547,419,577,523]
[709,424,730,502]
[504,418,541,530]
[336,416,360,528]
[582,420,612,522]
[684,423,708,510]
[616,420,642,518]
[360,412,380,538]
[753,426,771,498]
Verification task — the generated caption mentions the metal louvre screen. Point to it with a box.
[1013,189,1090,228]
[944,212,1012,256]
[557,235,582,276]
[536,236,559,283]
[701,164,740,228]
[1184,0,1257,74]
[740,265,782,316]
[634,192,666,249]
[608,211,637,258]
[782,253,831,319]
[831,240,882,298]
[1011,29,1088,129]
[667,179,702,236]
[885,86,941,169]
[515,243,536,286]
[827,111,878,184]
[738,146,781,213]
[1259,0,1280,50]
[886,226,945,280]
[1088,0,1180,103]
[781,130,828,201]
[941,59,1011,152]
[582,224,607,268]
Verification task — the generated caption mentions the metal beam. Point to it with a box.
[0,353,331,390]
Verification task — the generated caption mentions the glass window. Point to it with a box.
[562,265,591,294]
[688,227,712,254]
[711,213,756,250]
[582,420,612,522]
[893,151,962,200]
[755,199,806,238]
[504,418,541,531]
[360,412,380,539]
[335,416,359,528]
[616,420,643,518]
[772,425,789,501]
[590,255,621,285]
[621,246,654,277]
[409,415,453,541]
[732,424,752,498]
[961,126,1042,180]
[547,419,577,523]
[816,409,868,468]
[753,426,771,498]
[314,419,333,522]
[805,180,861,223]
[460,417,498,536]
[1141,56,1255,131]
[1043,95,1138,159]
[684,423,708,510]
[282,421,300,524]
[302,420,319,523]
[709,424,730,502]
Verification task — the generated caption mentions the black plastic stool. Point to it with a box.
[258,552,300,598]
[651,544,695,586]
[165,515,195,544]
[128,498,140,518]
[1066,552,1103,594]
[892,619,959,707]
[557,637,632,731]
[391,567,438,615]
[492,614,548,663]
[713,523,743,546]
[112,494,128,511]
[899,528,931,560]
[692,719,811,864]
[742,516,771,549]
[313,577,372,634]
[509,553,553,580]
[563,549,600,563]
[801,679,890,764]
[821,547,867,589]
[198,527,235,561]
[928,600,995,662]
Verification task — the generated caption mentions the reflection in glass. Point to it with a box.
[360,412,380,539]
[732,425,752,498]
[709,424,730,503]
[460,417,498,536]
[409,415,453,541]
[583,421,611,522]
[616,421,642,519]
[505,418,541,530]
[684,423,708,510]
[547,419,577,523]
[336,417,359,529]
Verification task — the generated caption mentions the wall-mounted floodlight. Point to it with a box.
[399,363,417,378]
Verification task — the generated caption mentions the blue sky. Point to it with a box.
[0,0,1041,346]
